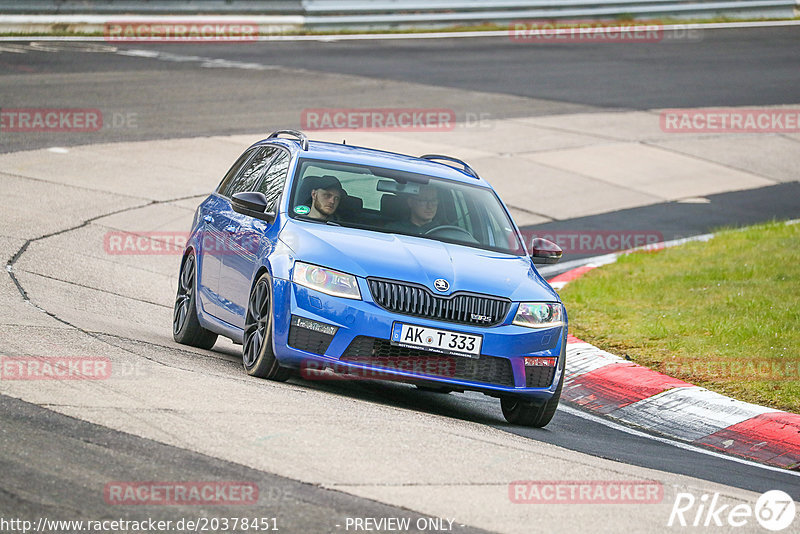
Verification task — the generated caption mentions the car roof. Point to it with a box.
[253,137,493,188]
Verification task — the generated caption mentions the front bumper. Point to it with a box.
[271,278,566,400]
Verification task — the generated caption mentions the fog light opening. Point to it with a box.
[524,356,556,367]
[291,315,338,336]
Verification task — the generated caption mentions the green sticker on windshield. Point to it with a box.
[294,205,310,215]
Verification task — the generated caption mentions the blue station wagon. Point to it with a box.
[173,130,567,427]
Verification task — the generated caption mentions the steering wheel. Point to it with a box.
[423,225,479,243]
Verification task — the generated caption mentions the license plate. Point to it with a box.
[390,322,482,358]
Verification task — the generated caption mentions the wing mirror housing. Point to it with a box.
[231,192,276,223]
[530,237,562,264]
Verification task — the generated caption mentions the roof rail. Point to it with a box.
[419,154,479,179]
[268,129,309,151]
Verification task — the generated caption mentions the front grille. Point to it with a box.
[341,336,515,387]
[288,324,334,355]
[367,278,511,327]
[525,365,556,388]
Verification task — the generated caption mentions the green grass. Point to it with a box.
[560,221,800,413]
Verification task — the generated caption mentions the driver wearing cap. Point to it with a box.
[308,175,344,222]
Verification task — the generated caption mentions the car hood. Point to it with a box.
[279,221,559,302]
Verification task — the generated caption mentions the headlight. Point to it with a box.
[292,262,361,300]
[513,302,563,329]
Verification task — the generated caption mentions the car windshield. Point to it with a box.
[288,158,525,255]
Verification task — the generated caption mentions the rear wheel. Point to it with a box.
[243,272,290,381]
[173,254,218,350]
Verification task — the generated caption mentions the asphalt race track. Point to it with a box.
[1,26,799,533]
[2,27,799,153]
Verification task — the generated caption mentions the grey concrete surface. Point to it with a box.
[1,111,798,532]
[1,31,798,533]
[2,393,477,534]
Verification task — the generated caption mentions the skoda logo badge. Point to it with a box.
[433,279,449,292]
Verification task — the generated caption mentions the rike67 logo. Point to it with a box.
[668,490,795,531]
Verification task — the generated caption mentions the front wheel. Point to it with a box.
[243,272,290,381]
[501,350,565,427]
[415,384,452,394]
[501,379,562,428]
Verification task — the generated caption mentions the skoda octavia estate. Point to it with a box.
[173,130,567,427]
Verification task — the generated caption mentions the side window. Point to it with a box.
[219,146,277,198]
[255,149,291,211]
[217,147,257,195]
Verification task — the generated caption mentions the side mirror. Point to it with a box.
[530,238,562,264]
[232,192,275,223]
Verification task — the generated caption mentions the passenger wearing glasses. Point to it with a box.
[386,184,442,235]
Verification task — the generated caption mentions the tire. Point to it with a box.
[415,384,452,394]
[173,253,218,350]
[242,272,290,381]
[501,345,566,428]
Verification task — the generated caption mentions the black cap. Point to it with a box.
[313,175,344,192]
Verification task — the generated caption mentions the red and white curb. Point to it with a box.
[548,232,800,471]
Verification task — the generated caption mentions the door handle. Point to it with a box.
[203,215,214,223]
[225,225,239,234]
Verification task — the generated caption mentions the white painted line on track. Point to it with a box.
[0,19,799,42]
[612,387,779,442]
[566,342,625,378]
[559,404,800,477]
[113,48,280,71]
